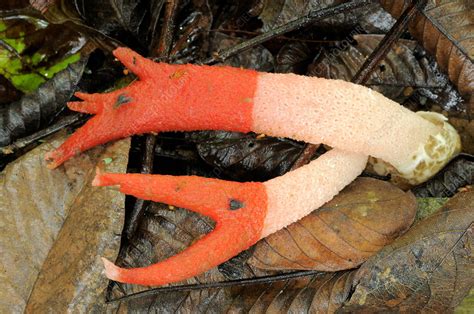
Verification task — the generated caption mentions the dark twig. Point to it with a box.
[107,269,321,303]
[351,0,427,84]
[201,0,370,65]
[123,0,180,241]
[294,0,426,168]
[0,113,85,156]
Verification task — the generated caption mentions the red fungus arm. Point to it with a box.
[93,171,267,286]
[46,48,258,168]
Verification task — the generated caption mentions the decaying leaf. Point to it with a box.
[342,190,474,312]
[249,177,417,271]
[449,117,474,154]
[210,32,275,71]
[380,0,474,104]
[191,131,304,181]
[32,0,164,50]
[412,154,474,197]
[308,34,461,105]
[170,1,212,62]
[108,269,356,312]
[258,0,391,33]
[0,132,130,312]
[0,57,87,147]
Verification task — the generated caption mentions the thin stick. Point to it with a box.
[201,0,370,65]
[351,0,427,84]
[107,269,322,303]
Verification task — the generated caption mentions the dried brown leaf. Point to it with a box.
[380,0,474,105]
[107,270,357,313]
[342,190,474,312]
[0,132,130,312]
[248,177,417,272]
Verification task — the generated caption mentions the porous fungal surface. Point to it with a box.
[262,149,367,237]
[253,73,460,184]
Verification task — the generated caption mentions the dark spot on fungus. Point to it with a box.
[114,93,132,109]
[132,56,136,65]
[229,199,244,210]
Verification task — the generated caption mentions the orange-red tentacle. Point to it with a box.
[94,171,268,286]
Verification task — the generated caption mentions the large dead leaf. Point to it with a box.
[249,177,417,271]
[0,132,130,312]
[380,0,474,105]
[108,269,356,312]
[342,190,474,312]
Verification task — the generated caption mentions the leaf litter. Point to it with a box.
[0,132,130,312]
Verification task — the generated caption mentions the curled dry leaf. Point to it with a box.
[380,0,474,104]
[0,132,130,312]
[341,190,474,313]
[248,177,417,271]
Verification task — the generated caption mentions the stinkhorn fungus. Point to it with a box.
[95,149,367,286]
[46,47,460,286]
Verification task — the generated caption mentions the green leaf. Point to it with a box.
[0,16,84,93]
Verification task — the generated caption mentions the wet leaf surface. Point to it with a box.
[170,0,212,62]
[249,177,416,271]
[32,0,165,50]
[0,57,86,147]
[342,190,474,313]
[380,0,474,104]
[190,131,304,182]
[0,132,130,312]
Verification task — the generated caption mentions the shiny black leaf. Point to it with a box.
[0,57,86,147]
